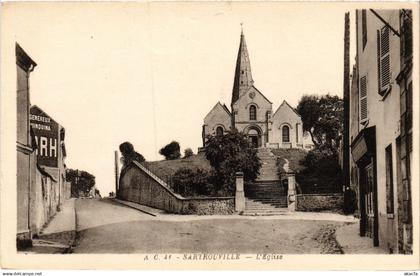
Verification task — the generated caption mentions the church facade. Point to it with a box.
[202,30,314,150]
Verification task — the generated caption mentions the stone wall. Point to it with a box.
[296,193,343,212]
[119,161,235,215]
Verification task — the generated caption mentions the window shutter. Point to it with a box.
[379,26,391,94]
[360,76,368,122]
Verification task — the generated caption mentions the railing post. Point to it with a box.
[287,174,296,212]
[235,172,245,212]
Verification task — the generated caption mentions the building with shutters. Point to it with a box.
[202,29,314,150]
[349,9,413,254]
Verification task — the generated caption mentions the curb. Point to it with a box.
[111,198,158,217]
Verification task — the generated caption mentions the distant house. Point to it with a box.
[349,9,412,254]
[202,30,314,150]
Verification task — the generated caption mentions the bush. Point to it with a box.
[205,129,261,195]
[184,148,194,158]
[171,168,212,197]
[159,141,181,160]
[296,149,343,194]
[119,141,146,166]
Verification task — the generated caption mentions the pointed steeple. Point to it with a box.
[231,27,254,106]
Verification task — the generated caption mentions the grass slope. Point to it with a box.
[271,148,308,173]
[146,152,212,182]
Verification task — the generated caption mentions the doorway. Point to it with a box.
[247,128,261,148]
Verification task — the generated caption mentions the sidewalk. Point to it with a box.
[335,221,388,254]
[30,198,77,253]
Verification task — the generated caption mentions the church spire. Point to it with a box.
[231,26,254,106]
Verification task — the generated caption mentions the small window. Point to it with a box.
[249,105,256,120]
[362,10,367,49]
[216,126,224,136]
[385,144,394,214]
[241,70,244,74]
[282,125,290,142]
[360,75,368,123]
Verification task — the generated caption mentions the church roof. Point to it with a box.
[273,100,300,117]
[249,85,272,104]
[204,101,231,123]
[231,29,254,106]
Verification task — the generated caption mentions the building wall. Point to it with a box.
[119,161,235,215]
[349,65,360,216]
[271,101,304,149]
[232,86,272,145]
[203,102,231,139]
[355,9,401,252]
[17,66,29,145]
[30,168,58,235]
[16,45,36,243]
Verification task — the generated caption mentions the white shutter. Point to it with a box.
[360,75,368,122]
[379,26,391,94]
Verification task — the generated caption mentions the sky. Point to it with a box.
[9,2,356,195]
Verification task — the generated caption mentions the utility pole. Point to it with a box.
[343,13,351,198]
[114,150,119,197]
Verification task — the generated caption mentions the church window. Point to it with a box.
[241,70,244,74]
[249,105,257,120]
[282,125,290,142]
[216,126,224,136]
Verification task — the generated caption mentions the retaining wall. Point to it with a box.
[118,161,234,215]
[296,193,343,212]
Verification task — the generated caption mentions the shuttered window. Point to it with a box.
[362,10,367,49]
[378,26,391,95]
[360,75,368,122]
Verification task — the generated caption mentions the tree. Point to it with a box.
[119,142,145,167]
[171,168,212,197]
[66,169,95,197]
[159,141,181,160]
[184,148,194,158]
[296,149,343,194]
[297,94,343,154]
[205,129,261,194]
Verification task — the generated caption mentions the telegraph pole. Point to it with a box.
[114,150,119,197]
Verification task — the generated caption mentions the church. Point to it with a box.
[202,29,314,150]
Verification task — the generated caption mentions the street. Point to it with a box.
[72,199,348,254]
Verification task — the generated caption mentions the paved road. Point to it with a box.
[73,198,346,254]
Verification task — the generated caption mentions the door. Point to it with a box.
[363,163,375,238]
[249,135,259,148]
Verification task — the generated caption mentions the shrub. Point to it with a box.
[184,148,194,158]
[159,141,181,160]
[119,141,146,166]
[296,149,343,194]
[171,168,212,197]
[205,129,261,195]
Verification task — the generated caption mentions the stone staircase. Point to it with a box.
[243,198,287,216]
[256,148,279,181]
[243,148,288,215]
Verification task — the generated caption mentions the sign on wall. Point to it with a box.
[30,106,59,167]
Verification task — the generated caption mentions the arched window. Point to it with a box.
[282,125,290,142]
[216,126,224,136]
[249,105,257,120]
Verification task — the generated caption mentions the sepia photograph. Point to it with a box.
[1,1,419,270]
